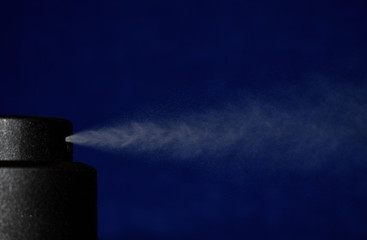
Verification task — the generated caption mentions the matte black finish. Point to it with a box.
[0,116,73,161]
[0,116,97,240]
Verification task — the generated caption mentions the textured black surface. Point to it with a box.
[0,116,72,161]
[0,116,97,240]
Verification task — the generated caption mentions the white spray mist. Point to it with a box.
[66,80,367,160]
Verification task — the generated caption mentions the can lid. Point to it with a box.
[0,116,73,161]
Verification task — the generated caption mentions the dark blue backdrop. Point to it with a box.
[1,0,367,239]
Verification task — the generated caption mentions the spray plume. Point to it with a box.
[66,80,367,160]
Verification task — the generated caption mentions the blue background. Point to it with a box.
[1,0,367,239]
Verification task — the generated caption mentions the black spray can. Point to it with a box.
[0,116,97,240]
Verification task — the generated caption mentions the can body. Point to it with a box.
[0,116,97,240]
[0,161,97,240]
